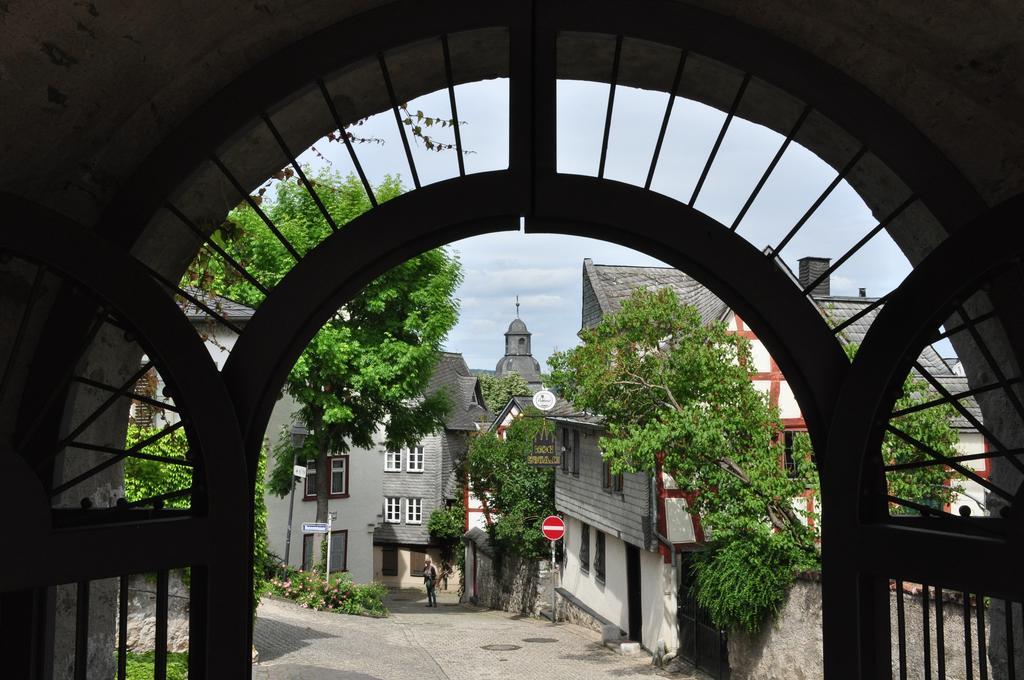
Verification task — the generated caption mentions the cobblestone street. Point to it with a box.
[253,590,698,680]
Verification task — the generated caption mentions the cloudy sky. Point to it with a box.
[296,79,915,371]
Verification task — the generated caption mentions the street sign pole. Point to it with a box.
[284,453,298,564]
[551,539,557,624]
[326,511,334,576]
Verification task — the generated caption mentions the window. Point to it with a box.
[302,534,315,571]
[407,446,425,472]
[595,531,606,583]
[381,544,398,576]
[385,497,402,523]
[579,523,590,573]
[406,498,423,524]
[572,430,581,475]
[385,450,402,472]
[561,427,570,472]
[602,458,625,493]
[304,459,316,497]
[783,431,798,478]
[330,457,348,496]
[613,470,624,493]
[329,530,347,573]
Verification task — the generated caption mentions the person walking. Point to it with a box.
[440,558,453,591]
[423,556,438,607]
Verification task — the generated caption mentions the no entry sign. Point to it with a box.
[541,515,565,541]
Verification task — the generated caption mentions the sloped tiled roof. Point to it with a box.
[819,296,980,429]
[583,259,729,328]
[179,287,255,323]
[426,352,494,431]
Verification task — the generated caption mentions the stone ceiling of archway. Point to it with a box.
[1,0,1021,231]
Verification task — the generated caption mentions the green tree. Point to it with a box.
[465,414,556,559]
[477,373,531,413]
[186,170,463,544]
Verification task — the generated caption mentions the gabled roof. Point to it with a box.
[584,261,981,431]
[426,352,494,431]
[179,287,255,323]
[583,258,729,329]
[487,394,602,433]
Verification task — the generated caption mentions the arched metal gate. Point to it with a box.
[0,1,1020,677]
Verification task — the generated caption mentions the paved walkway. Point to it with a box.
[253,589,700,679]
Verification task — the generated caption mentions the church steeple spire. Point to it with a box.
[515,295,520,319]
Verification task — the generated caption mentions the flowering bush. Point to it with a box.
[268,566,388,617]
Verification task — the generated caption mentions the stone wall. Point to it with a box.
[463,529,553,617]
[121,571,191,653]
[728,577,1000,680]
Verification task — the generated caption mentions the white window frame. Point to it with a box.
[407,445,425,472]
[330,457,348,496]
[385,449,402,472]
[385,497,402,523]
[406,497,423,524]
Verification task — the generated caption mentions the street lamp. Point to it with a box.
[283,423,310,565]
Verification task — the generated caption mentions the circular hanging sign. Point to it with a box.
[541,515,565,541]
[532,389,557,411]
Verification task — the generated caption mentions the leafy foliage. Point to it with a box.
[267,566,388,616]
[121,651,188,680]
[123,425,192,509]
[427,498,466,545]
[465,414,556,559]
[549,288,965,631]
[477,373,531,414]
[186,171,462,533]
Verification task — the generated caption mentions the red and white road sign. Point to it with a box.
[541,515,565,541]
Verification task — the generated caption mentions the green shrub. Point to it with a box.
[119,651,188,680]
[268,566,388,617]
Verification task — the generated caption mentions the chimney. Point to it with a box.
[798,257,831,297]
[858,287,866,298]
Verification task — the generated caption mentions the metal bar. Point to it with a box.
[802,194,917,294]
[931,310,997,343]
[965,594,975,680]
[49,421,185,497]
[0,263,45,404]
[978,593,988,680]
[773,145,867,257]
[142,264,244,335]
[72,374,179,414]
[118,574,128,680]
[831,292,889,335]
[44,361,156,464]
[122,487,191,509]
[912,360,1024,475]
[936,587,946,680]
[689,73,751,207]
[891,377,1023,418]
[378,53,420,190]
[955,302,1024,436]
[886,424,1013,501]
[261,112,339,231]
[164,202,270,295]
[155,570,168,680]
[896,580,908,680]
[210,155,301,261]
[923,584,933,680]
[74,580,89,680]
[317,78,377,207]
[440,34,466,177]
[16,313,105,452]
[731,104,811,231]
[1006,600,1016,680]
[645,50,687,190]
[597,35,623,179]
[64,441,194,467]
[885,447,1024,472]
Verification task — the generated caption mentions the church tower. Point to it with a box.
[494,297,543,391]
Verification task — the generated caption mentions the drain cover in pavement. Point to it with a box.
[522,637,558,643]
[480,644,522,651]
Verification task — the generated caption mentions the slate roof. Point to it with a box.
[584,263,981,431]
[819,296,980,429]
[426,352,494,431]
[583,259,729,329]
[487,394,604,432]
[179,287,255,323]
